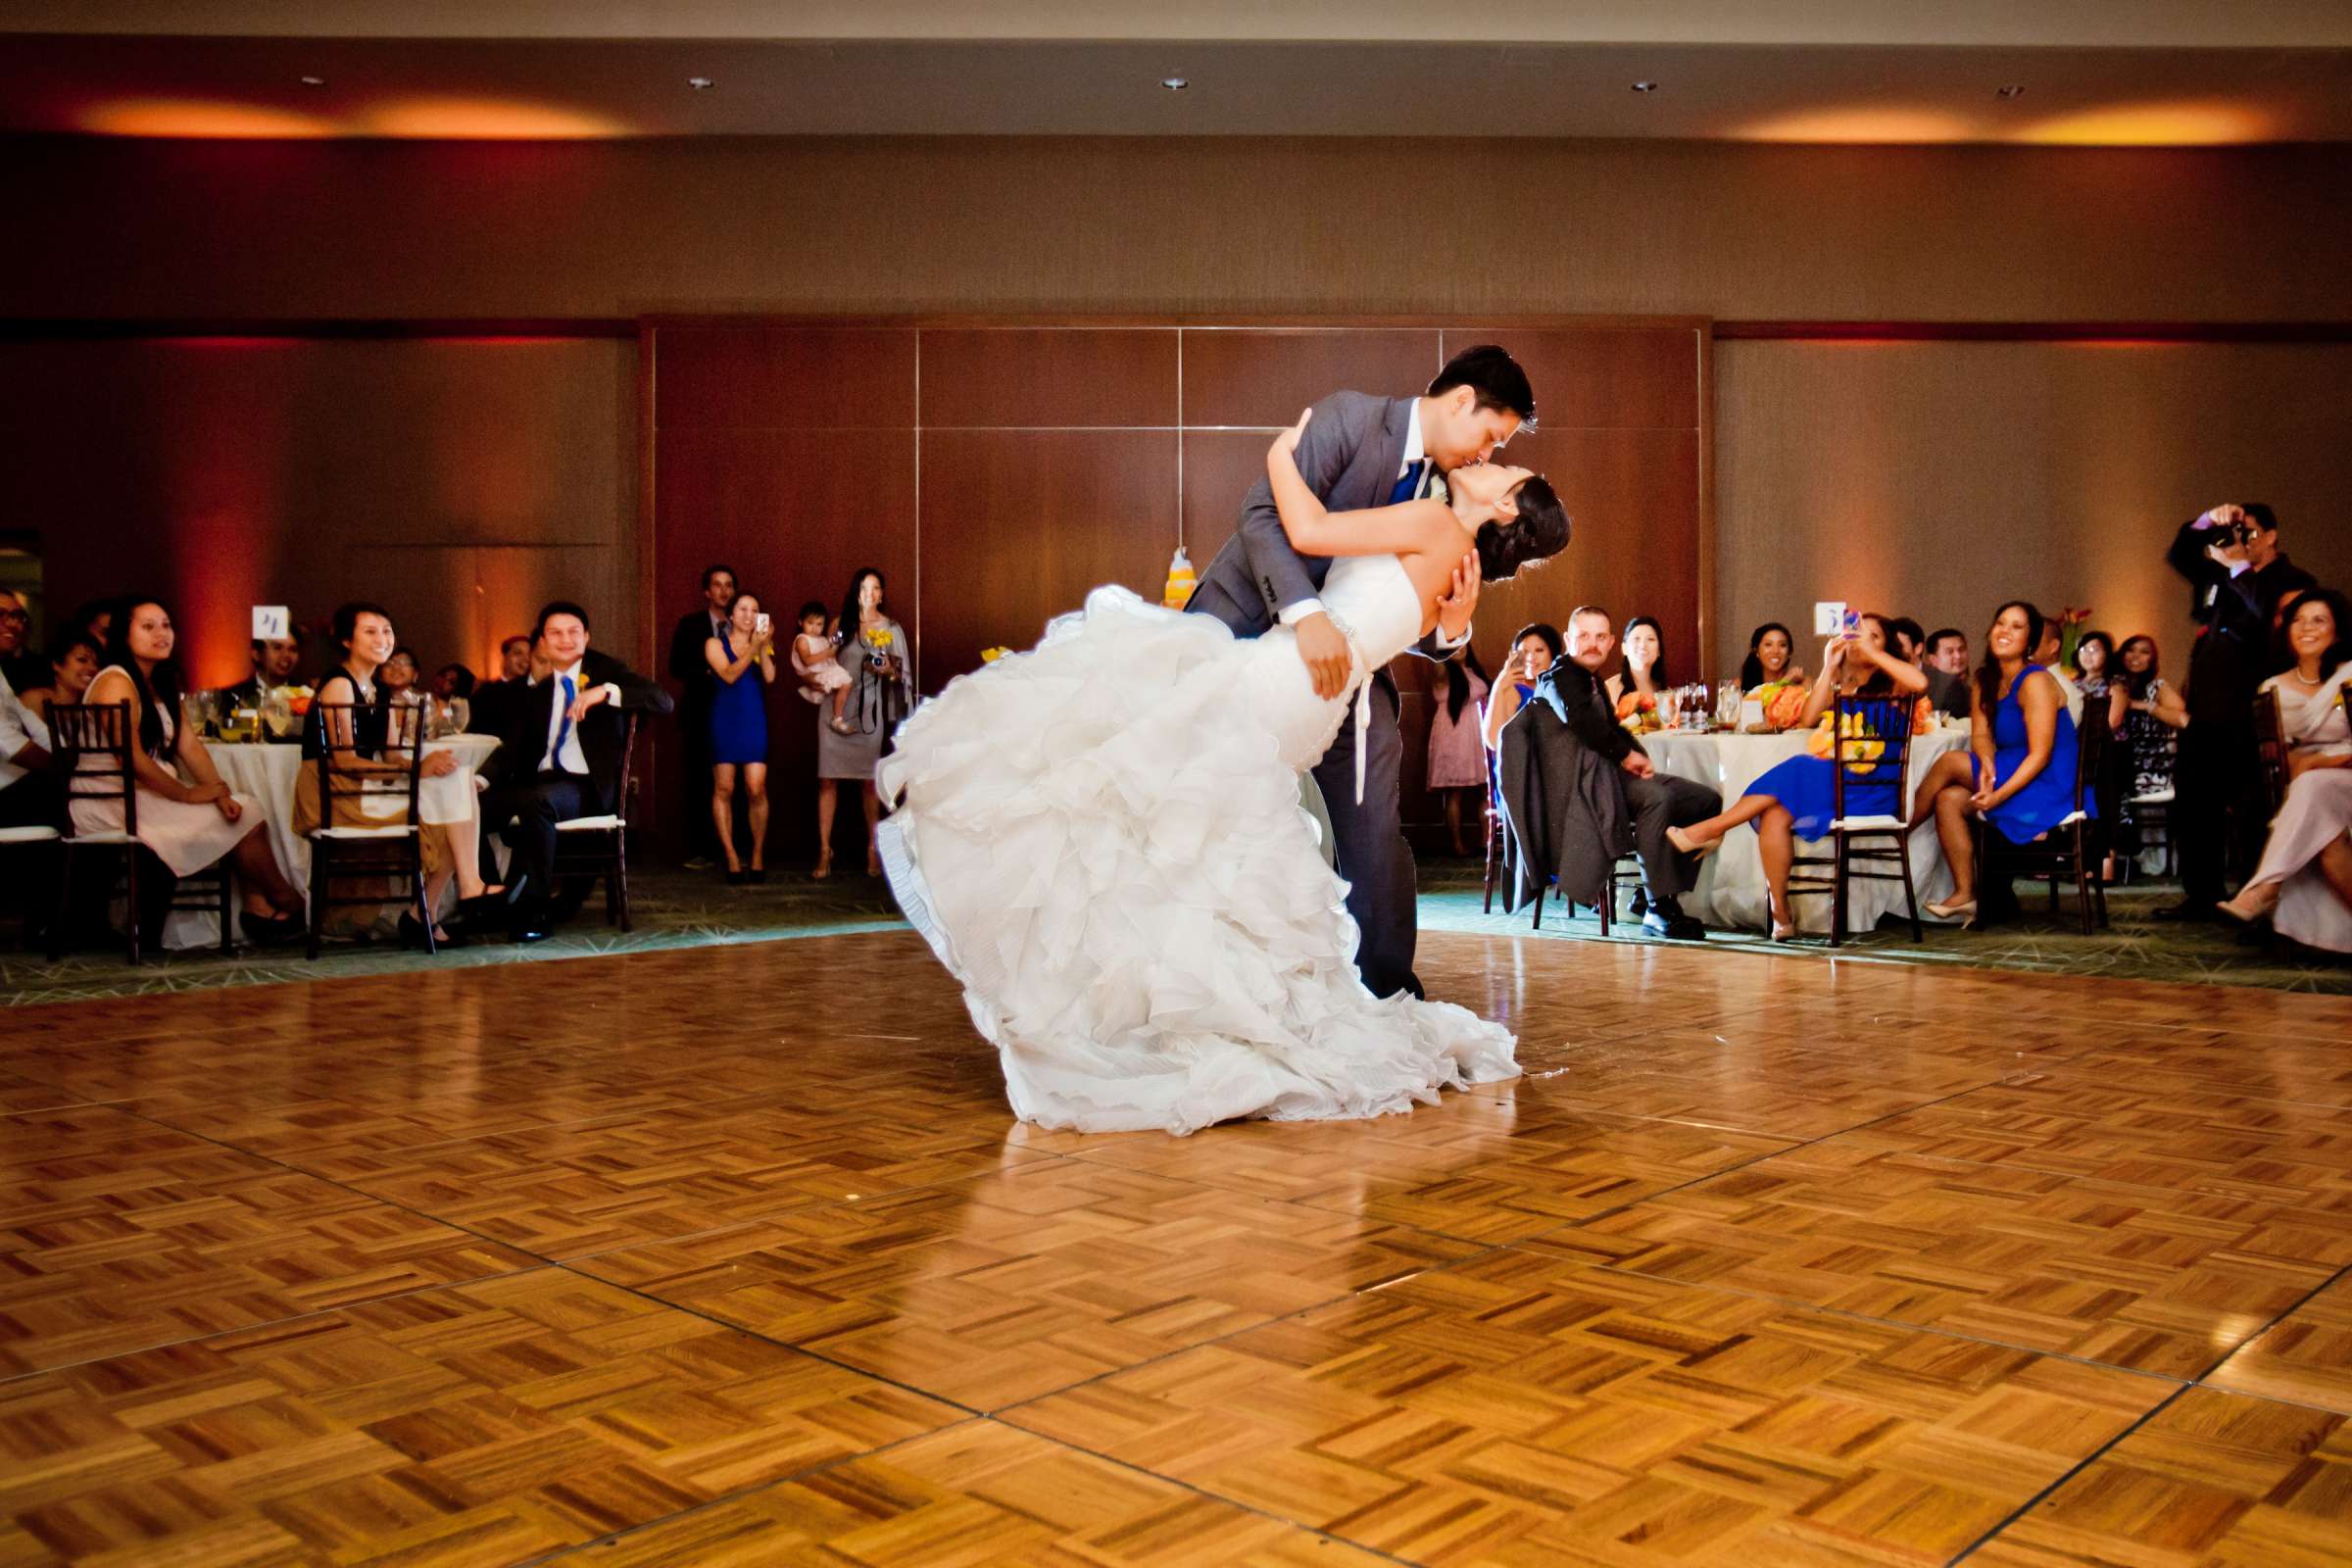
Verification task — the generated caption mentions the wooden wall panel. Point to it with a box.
[917,329,1177,428]
[1444,326,1701,432]
[656,326,916,429]
[650,318,1705,850]
[1180,330,1442,428]
[916,429,1179,689]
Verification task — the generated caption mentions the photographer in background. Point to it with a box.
[2161,502,2315,919]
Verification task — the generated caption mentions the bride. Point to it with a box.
[878,411,1570,1135]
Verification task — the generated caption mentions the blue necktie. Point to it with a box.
[552,674,575,770]
[1389,460,1426,506]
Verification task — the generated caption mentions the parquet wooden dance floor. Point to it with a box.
[3,929,2348,1566]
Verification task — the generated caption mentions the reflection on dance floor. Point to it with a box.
[3,929,2348,1564]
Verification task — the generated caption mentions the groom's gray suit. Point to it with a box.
[1185,389,1460,1000]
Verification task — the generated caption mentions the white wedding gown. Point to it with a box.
[877,553,1519,1135]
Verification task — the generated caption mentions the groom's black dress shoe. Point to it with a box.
[1642,898,1707,942]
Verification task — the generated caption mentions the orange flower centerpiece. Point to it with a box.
[1614,690,1661,733]
[1745,678,1809,731]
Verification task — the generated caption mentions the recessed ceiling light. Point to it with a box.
[688,76,715,90]
[299,75,325,87]
[1161,76,1188,90]
[1631,80,1658,93]
[1996,84,2026,99]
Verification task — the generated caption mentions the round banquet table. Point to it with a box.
[163,732,502,950]
[1635,723,1973,936]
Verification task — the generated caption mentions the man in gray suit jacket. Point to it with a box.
[1185,345,1535,998]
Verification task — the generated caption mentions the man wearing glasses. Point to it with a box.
[0,592,40,695]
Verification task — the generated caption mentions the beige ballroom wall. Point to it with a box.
[1712,340,2352,683]
[5,136,2349,322]
[5,133,2347,690]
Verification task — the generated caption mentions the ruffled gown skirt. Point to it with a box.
[877,585,1517,1135]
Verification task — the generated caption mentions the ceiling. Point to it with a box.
[2,2,2348,144]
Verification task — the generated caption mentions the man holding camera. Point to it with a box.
[2162,503,2314,918]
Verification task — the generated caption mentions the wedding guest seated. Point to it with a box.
[13,627,102,723]
[0,590,40,694]
[1892,616,1967,719]
[1905,601,2089,924]
[297,602,510,949]
[432,662,476,702]
[1480,621,1563,754]
[2031,608,2085,725]
[379,645,425,709]
[1604,614,1668,711]
[75,599,308,945]
[2070,630,2121,877]
[2218,588,2351,949]
[222,626,305,711]
[0,663,53,834]
[2112,633,2185,872]
[1923,626,1972,717]
[1542,607,1720,940]
[1740,620,1805,692]
[469,634,534,728]
[478,601,673,942]
[1667,613,1927,940]
[68,599,116,648]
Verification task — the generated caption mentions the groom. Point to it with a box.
[1186,344,1536,998]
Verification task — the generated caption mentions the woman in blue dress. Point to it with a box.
[1667,613,1927,939]
[1479,620,1565,755]
[1906,600,2087,923]
[705,589,776,884]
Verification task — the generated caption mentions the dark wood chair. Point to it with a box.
[2253,687,2291,818]
[1787,693,1924,947]
[48,701,232,962]
[549,714,639,931]
[303,700,434,959]
[1978,702,2110,934]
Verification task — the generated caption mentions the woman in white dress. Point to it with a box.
[77,599,308,943]
[879,413,1569,1135]
[2220,588,2352,951]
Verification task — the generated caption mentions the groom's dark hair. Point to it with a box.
[1430,344,1536,424]
[1476,476,1570,583]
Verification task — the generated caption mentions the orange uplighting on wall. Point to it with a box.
[75,99,336,138]
[361,98,626,139]
[1736,106,1978,144]
[2020,101,2277,146]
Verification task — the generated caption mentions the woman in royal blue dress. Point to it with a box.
[1665,613,1927,939]
[705,589,776,884]
[1906,600,2088,923]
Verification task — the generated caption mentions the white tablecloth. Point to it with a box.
[1636,725,1973,936]
[165,733,501,949]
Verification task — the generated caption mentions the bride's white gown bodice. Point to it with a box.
[878,551,1516,1136]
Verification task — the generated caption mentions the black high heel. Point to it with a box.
[726,868,746,886]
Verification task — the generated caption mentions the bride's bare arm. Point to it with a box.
[1267,412,1450,560]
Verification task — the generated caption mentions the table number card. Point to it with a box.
[252,606,290,641]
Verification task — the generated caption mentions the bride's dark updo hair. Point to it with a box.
[1475,476,1570,582]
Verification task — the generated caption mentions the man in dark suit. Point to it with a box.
[1541,607,1719,940]
[480,601,675,941]
[1185,345,1532,998]
[667,564,737,869]
[220,629,306,735]
[2162,502,2316,917]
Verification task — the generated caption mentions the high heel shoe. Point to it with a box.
[1770,919,1796,942]
[725,868,746,886]
[1924,896,1977,922]
[750,868,766,884]
[811,853,832,882]
[1666,825,1718,859]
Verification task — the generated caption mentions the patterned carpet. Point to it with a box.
[4,852,2344,1007]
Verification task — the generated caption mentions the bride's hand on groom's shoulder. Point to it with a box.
[1274,408,1311,459]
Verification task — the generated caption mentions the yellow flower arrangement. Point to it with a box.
[1807,710,1888,774]
[980,646,1014,663]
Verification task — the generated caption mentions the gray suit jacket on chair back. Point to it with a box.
[1184,390,1412,636]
